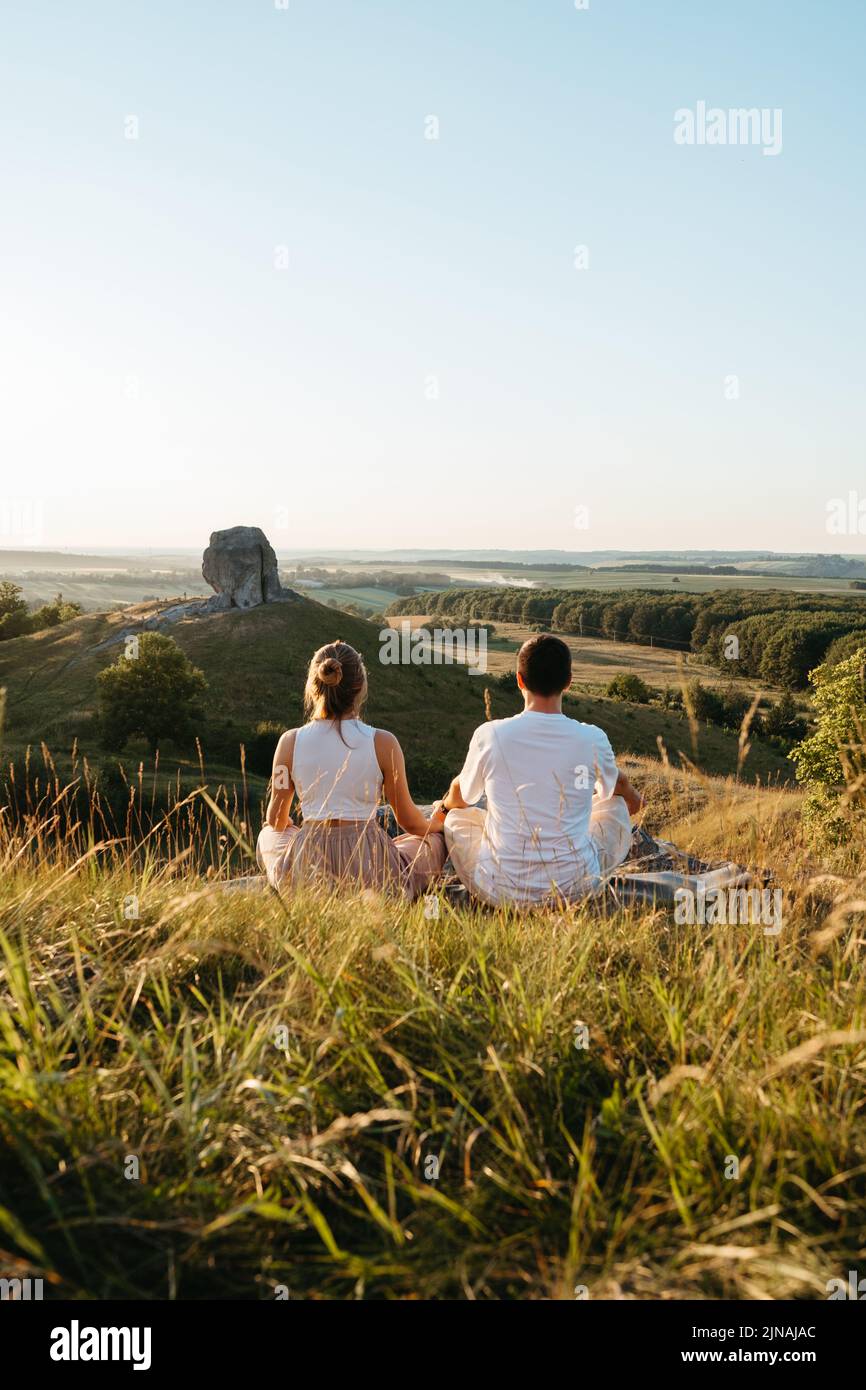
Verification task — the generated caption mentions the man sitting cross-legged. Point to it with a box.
[439,634,643,907]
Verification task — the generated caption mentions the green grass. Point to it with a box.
[1,763,864,1299]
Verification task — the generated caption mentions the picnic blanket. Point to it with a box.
[603,824,771,909]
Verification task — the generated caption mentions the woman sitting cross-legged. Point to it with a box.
[256,641,448,897]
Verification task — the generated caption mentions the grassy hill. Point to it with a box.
[0,595,794,805]
[0,596,516,798]
[2,758,864,1300]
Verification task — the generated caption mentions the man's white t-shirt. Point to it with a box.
[456,710,621,903]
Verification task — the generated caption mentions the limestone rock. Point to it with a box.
[201,526,283,608]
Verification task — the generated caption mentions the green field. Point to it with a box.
[395,565,861,599]
[305,584,407,612]
[7,571,210,609]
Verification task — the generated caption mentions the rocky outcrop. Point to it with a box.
[201,526,284,609]
[72,529,300,666]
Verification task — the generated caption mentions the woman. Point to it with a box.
[256,641,447,897]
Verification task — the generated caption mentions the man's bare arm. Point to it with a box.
[614,770,644,816]
[442,776,469,811]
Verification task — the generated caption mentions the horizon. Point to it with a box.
[3,543,866,563]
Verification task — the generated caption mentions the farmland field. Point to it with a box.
[4,553,862,616]
[301,584,406,612]
[330,561,863,599]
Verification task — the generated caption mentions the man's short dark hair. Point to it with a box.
[517,634,572,697]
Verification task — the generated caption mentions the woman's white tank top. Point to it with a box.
[291,719,383,820]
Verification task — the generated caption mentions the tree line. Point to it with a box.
[386,587,866,688]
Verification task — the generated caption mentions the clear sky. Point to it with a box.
[1,0,863,554]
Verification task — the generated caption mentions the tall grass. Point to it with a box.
[1,758,865,1299]
[0,739,256,876]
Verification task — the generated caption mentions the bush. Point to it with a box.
[29,592,82,630]
[606,673,651,703]
[684,679,721,724]
[763,691,807,745]
[97,632,207,754]
[790,648,866,843]
[0,582,81,640]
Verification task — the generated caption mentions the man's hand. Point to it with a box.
[441,776,468,813]
[614,770,644,817]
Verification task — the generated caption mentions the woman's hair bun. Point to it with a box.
[317,657,343,687]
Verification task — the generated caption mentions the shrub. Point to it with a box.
[683,679,725,725]
[0,582,82,640]
[790,648,866,843]
[763,691,807,745]
[403,753,454,800]
[606,673,651,703]
[97,632,207,754]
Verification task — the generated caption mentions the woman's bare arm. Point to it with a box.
[375,730,445,836]
[265,729,298,830]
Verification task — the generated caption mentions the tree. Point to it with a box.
[763,690,806,744]
[30,592,82,630]
[0,582,82,640]
[823,628,866,668]
[606,673,651,703]
[97,632,207,754]
[0,581,30,640]
[0,580,27,617]
[790,647,866,843]
[683,678,724,724]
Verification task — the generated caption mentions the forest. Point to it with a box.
[387,587,866,688]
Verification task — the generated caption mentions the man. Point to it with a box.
[437,634,642,906]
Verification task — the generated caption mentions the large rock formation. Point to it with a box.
[202,526,284,609]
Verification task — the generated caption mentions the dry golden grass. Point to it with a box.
[1,760,865,1300]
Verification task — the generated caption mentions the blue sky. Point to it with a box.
[1,0,863,552]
